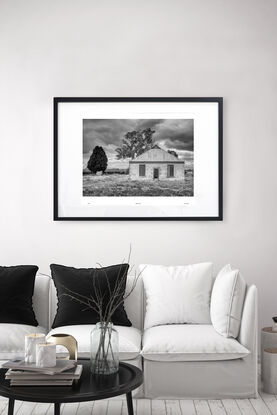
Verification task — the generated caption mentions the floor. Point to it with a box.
[1,391,277,415]
[0,366,273,415]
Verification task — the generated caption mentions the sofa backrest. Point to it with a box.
[48,274,143,331]
[33,273,51,329]
[32,273,250,337]
[124,274,143,330]
[238,284,257,352]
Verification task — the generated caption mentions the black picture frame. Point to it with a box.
[54,97,223,221]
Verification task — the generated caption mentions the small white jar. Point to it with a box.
[36,343,56,367]
[25,333,46,363]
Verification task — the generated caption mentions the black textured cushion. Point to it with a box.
[0,265,38,326]
[50,263,132,328]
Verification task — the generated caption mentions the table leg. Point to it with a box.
[54,403,60,415]
[126,392,134,415]
[8,399,14,415]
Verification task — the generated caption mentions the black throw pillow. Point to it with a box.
[0,265,38,326]
[50,263,132,328]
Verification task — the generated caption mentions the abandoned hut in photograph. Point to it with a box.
[129,148,185,180]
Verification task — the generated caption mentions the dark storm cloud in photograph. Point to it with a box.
[83,119,194,161]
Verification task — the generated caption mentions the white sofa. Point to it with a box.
[0,273,258,399]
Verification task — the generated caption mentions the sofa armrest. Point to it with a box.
[238,285,258,352]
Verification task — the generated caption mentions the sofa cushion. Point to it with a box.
[140,263,213,330]
[142,324,250,362]
[211,264,246,338]
[49,275,144,331]
[47,325,141,361]
[0,324,47,360]
[50,263,131,329]
[0,265,39,326]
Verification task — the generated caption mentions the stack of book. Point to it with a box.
[3,359,82,386]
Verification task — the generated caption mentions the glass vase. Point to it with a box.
[90,322,119,375]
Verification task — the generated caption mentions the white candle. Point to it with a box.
[36,343,56,367]
[25,333,46,363]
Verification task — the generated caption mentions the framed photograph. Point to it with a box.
[54,97,223,220]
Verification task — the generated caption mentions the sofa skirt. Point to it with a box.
[143,356,258,399]
[121,356,143,398]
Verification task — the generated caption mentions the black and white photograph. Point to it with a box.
[83,119,194,197]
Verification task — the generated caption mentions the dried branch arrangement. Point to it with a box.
[60,248,144,374]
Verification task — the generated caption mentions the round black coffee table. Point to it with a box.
[0,360,143,415]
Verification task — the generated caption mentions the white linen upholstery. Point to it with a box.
[0,324,47,360]
[122,275,143,330]
[211,264,246,338]
[142,324,250,361]
[238,285,258,352]
[122,356,143,398]
[140,263,213,330]
[49,275,143,331]
[143,284,258,399]
[143,357,257,399]
[47,324,141,361]
[33,273,51,329]
[0,271,258,399]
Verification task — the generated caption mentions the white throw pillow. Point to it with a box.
[140,263,213,330]
[210,264,246,338]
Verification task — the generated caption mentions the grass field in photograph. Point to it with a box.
[83,172,193,197]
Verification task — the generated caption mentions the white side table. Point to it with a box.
[263,348,277,394]
[261,327,277,379]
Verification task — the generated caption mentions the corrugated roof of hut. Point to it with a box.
[132,148,179,162]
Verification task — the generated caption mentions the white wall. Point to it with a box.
[0,0,276,331]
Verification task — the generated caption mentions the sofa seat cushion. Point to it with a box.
[47,325,141,361]
[0,323,47,360]
[142,325,250,362]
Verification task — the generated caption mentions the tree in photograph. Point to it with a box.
[168,150,178,158]
[116,128,155,159]
[87,146,108,174]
